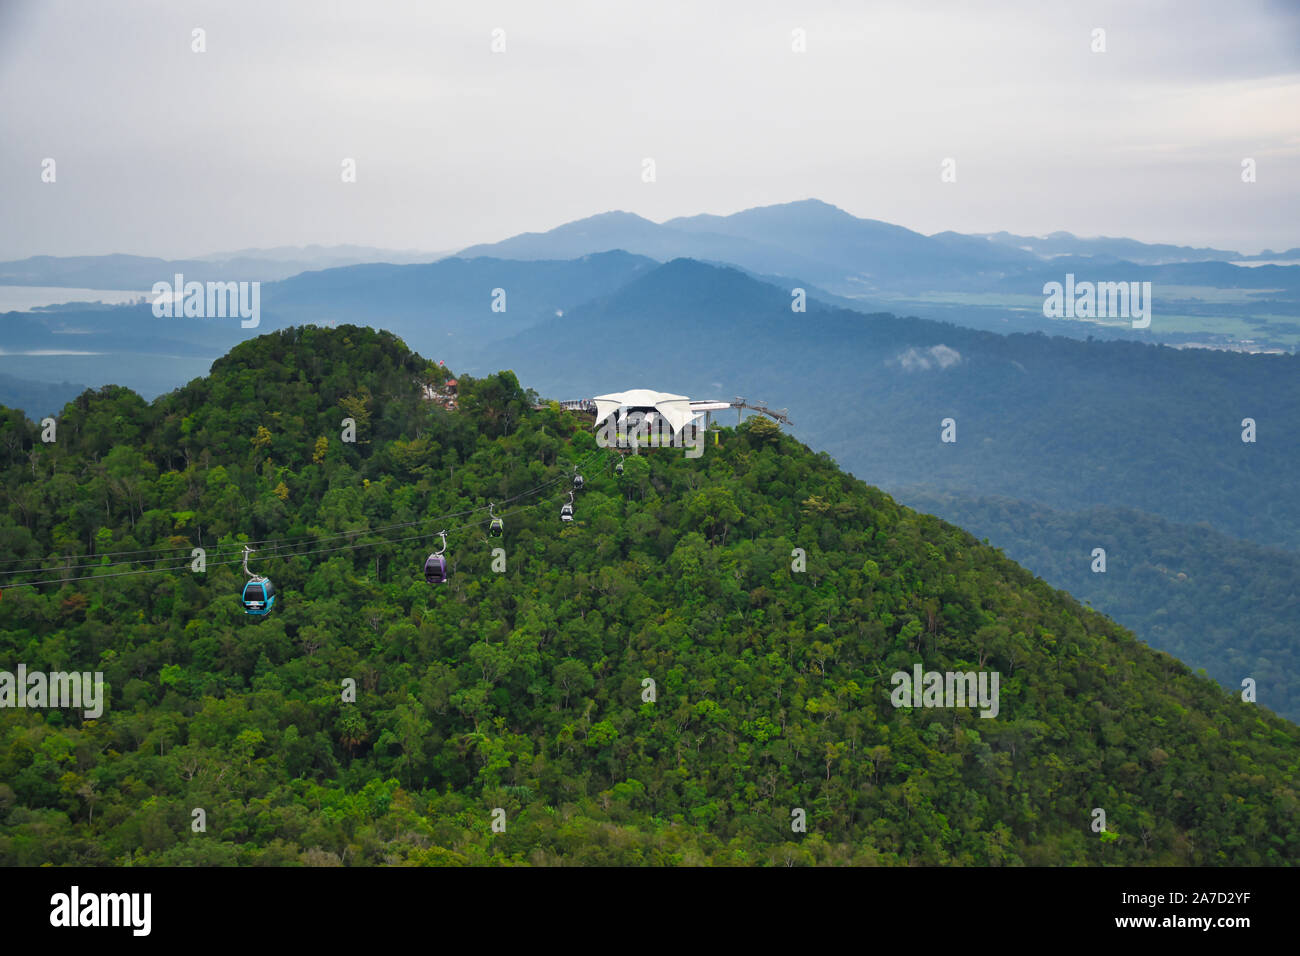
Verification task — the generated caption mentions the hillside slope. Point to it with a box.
[0,326,1296,866]
[897,489,1300,722]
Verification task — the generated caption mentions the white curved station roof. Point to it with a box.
[593,389,697,434]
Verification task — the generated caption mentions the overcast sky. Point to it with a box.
[1,0,1297,259]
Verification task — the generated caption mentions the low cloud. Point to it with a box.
[893,344,963,371]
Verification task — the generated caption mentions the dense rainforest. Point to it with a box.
[0,325,1296,866]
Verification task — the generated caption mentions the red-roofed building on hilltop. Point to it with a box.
[421,377,458,409]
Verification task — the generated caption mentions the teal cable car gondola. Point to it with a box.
[240,546,276,615]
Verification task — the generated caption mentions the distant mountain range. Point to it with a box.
[260,250,658,346]
[194,243,448,265]
[457,199,1300,298]
[458,200,1039,292]
[973,231,1248,264]
[448,203,1300,355]
[0,371,88,421]
[0,245,447,289]
[7,200,1295,298]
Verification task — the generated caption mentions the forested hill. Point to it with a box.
[0,325,1296,866]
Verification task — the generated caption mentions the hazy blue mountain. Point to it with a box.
[975,230,1243,264]
[0,371,88,421]
[0,247,450,291]
[666,199,1042,282]
[194,243,447,266]
[456,209,832,280]
[460,200,1036,290]
[989,257,1300,293]
[0,254,329,289]
[456,199,1296,301]
[259,250,661,350]
[926,231,1046,267]
[665,198,934,267]
[1238,247,1300,262]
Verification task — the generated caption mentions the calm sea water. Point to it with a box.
[0,285,147,312]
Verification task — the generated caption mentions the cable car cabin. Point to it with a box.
[573,474,584,490]
[560,503,574,522]
[489,517,504,538]
[241,578,276,615]
[424,553,448,584]
[615,461,624,476]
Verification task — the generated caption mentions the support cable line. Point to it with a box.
[3,449,614,592]
[1,447,611,580]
